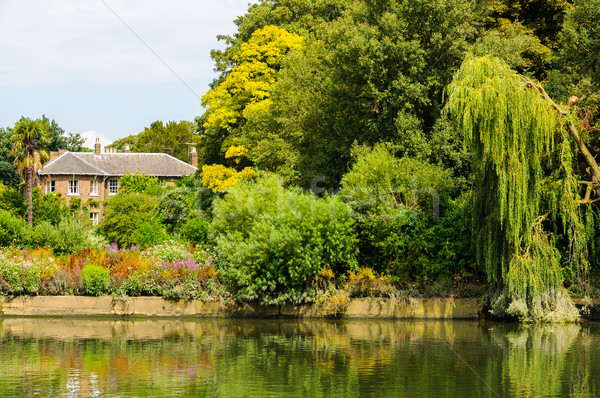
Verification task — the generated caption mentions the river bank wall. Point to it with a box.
[0,296,484,319]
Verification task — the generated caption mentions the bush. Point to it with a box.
[32,189,69,226]
[212,172,358,304]
[31,217,90,254]
[0,209,30,247]
[99,192,158,248]
[81,263,112,296]
[132,218,168,249]
[0,183,26,216]
[0,249,58,295]
[154,187,195,232]
[180,217,209,245]
[340,143,455,282]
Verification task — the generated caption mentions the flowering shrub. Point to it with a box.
[0,249,58,295]
[0,243,221,299]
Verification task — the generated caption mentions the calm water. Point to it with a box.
[0,318,598,397]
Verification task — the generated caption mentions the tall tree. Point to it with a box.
[110,121,199,162]
[10,118,51,225]
[200,25,304,166]
[444,55,582,322]
[243,0,483,186]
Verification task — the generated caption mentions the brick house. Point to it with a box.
[37,139,198,225]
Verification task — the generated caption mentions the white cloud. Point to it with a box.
[80,130,112,151]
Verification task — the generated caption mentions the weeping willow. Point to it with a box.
[444,55,580,322]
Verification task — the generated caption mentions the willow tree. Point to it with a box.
[444,56,581,322]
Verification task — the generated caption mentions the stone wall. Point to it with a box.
[0,296,484,319]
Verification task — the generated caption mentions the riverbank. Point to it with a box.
[0,296,484,319]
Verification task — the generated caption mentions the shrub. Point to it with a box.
[180,217,209,245]
[32,189,69,226]
[0,183,26,216]
[99,192,158,248]
[32,221,61,249]
[132,218,168,249]
[154,187,195,232]
[0,249,58,295]
[340,143,460,284]
[212,172,358,304]
[31,217,89,254]
[81,263,112,296]
[0,209,30,247]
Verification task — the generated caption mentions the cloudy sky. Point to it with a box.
[0,0,255,148]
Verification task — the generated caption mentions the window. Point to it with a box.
[90,212,98,226]
[68,179,79,195]
[90,180,98,195]
[109,179,119,195]
[45,180,55,194]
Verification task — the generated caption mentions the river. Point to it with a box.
[0,318,597,397]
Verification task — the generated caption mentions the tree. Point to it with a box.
[444,55,581,322]
[200,25,303,165]
[210,0,347,77]
[109,121,199,162]
[10,118,51,225]
[99,192,162,248]
[242,0,483,186]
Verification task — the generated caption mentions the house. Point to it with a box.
[37,139,198,225]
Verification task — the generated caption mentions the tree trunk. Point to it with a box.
[27,167,33,226]
[567,121,600,199]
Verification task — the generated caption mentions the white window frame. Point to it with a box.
[90,212,98,226]
[109,179,119,195]
[68,179,79,195]
[45,179,55,194]
[90,179,98,196]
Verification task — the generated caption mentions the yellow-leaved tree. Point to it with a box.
[200,25,304,158]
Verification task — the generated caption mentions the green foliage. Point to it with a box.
[81,263,112,296]
[118,173,163,195]
[154,187,195,231]
[99,192,158,248]
[109,121,199,162]
[558,0,600,86]
[211,172,358,304]
[31,217,90,254]
[0,183,26,217]
[472,20,551,73]
[244,0,482,185]
[0,161,21,188]
[211,0,346,74]
[340,144,453,275]
[444,55,578,321]
[32,189,69,226]
[180,217,210,245]
[131,218,168,250]
[0,209,29,247]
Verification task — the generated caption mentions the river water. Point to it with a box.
[0,318,598,397]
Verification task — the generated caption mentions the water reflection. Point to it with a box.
[0,318,598,397]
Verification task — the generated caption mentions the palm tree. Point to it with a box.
[10,118,51,225]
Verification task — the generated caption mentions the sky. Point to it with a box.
[0,0,256,149]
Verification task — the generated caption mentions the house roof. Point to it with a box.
[39,152,197,177]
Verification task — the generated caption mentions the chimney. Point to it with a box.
[49,151,59,161]
[95,138,101,156]
[124,143,131,153]
[58,149,68,155]
[189,146,198,168]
